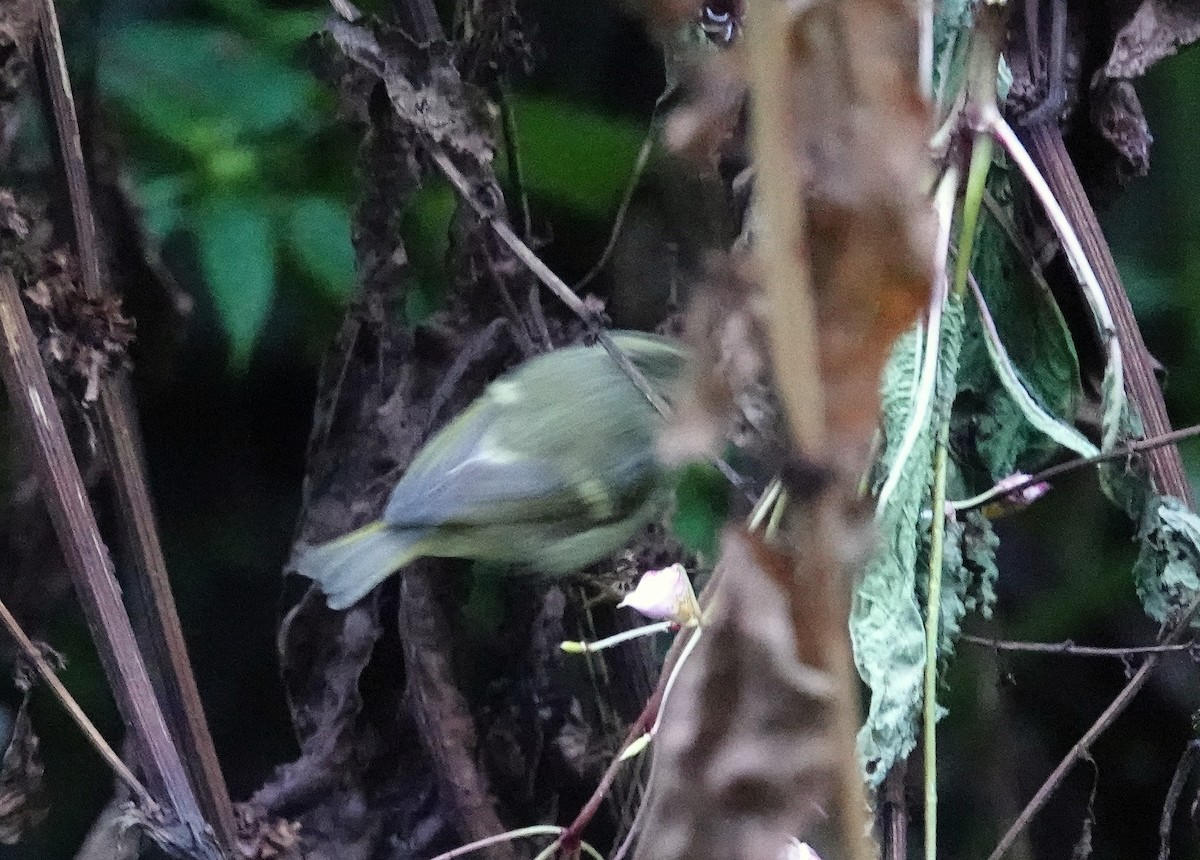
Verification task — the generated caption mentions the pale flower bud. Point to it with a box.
[781,839,822,860]
[618,563,700,624]
[994,472,1051,507]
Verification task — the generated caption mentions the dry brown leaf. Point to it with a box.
[778,0,932,475]
[235,803,303,860]
[1008,0,1200,187]
[326,19,495,170]
[664,0,932,477]
[22,250,134,404]
[633,528,837,860]
[0,694,47,844]
[659,254,778,465]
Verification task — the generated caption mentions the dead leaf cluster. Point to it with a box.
[1007,0,1200,189]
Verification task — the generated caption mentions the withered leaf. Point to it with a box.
[326,19,495,169]
[1007,0,1200,186]
[667,0,933,477]
[0,694,48,844]
[660,254,778,466]
[21,250,133,403]
[1105,0,1200,80]
[633,528,836,860]
[782,0,933,476]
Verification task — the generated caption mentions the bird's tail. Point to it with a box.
[289,521,427,610]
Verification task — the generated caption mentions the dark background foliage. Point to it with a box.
[2,1,1200,858]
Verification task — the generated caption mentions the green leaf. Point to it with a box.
[967,278,1097,459]
[99,24,315,154]
[507,94,649,217]
[286,196,356,300]
[932,0,970,99]
[1133,496,1200,626]
[955,169,1083,482]
[135,173,191,241]
[194,198,277,370]
[671,461,729,559]
[853,295,966,786]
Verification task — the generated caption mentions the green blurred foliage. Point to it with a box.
[670,461,729,559]
[96,7,355,368]
[95,4,653,368]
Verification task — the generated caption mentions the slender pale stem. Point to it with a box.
[918,0,934,100]
[922,98,998,860]
[923,423,951,860]
[560,621,676,654]
[428,825,603,860]
[876,166,959,515]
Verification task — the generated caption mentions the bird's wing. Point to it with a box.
[383,397,580,527]
[386,405,655,528]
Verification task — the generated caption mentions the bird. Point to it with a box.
[290,331,687,609]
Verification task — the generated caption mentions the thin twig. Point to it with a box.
[0,592,151,804]
[495,85,532,239]
[574,96,663,293]
[951,423,1200,512]
[987,118,1116,346]
[923,424,951,860]
[426,825,566,860]
[557,563,725,854]
[986,590,1200,860]
[431,151,670,414]
[962,634,1196,658]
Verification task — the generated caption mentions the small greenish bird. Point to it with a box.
[291,331,687,609]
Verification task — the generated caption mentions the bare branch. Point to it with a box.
[0,589,150,804]
[962,634,1196,658]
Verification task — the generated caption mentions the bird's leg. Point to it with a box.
[1022,0,1069,127]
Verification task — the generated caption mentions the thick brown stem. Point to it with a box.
[0,269,220,859]
[29,0,236,850]
[1023,124,1194,507]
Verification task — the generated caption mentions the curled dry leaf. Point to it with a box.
[326,19,495,171]
[633,528,836,860]
[23,251,134,404]
[235,803,303,860]
[1008,0,1200,186]
[659,254,779,466]
[0,694,47,844]
[0,190,133,403]
[779,0,933,475]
